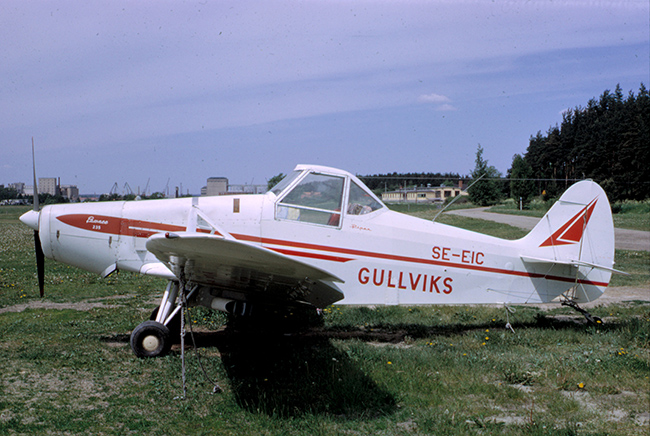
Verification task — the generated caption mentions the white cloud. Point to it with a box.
[418,93,456,111]
[435,103,457,112]
[418,93,451,103]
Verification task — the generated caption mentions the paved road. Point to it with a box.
[445,207,650,252]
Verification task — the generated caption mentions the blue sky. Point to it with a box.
[1,0,648,195]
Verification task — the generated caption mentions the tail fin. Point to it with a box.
[519,180,616,303]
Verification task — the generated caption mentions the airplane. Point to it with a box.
[20,162,620,358]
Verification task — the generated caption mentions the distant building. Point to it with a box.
[60,185,79,202]
[227,184,267,195]
[19,178,77,199]
[8,182,25,194]
[202,177,267,197]
[381,184,467,204]
[38,177,59,196]
[205,177,228,196]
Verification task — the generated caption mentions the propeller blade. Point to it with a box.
[32,138,44,297]
[34,230,45,297]
[32,138,39,212]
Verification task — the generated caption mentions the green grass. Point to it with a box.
[0,205,30,223]
[489,200,650,232]
[1,205,649,435]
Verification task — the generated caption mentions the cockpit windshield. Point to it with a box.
[273,168,385,227]
[276,173,344,226]
[269,171,302,196]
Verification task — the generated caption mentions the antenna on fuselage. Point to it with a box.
[431,174,485,223]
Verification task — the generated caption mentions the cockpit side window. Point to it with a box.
[347,181,383,215]
[276,173,344,226]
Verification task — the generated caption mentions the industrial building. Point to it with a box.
[381,184,467,204]
[12,178,79,201]
[202,177,266,196]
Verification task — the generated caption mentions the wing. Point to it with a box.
[146,232,344,308]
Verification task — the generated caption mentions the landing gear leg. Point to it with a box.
[130,281,182,358]
[561,299,603,326]
[155,281,182,326]
[149,281,183,337]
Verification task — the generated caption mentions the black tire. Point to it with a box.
[130,321,171,358]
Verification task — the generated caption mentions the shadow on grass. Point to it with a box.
[103,328,396,418]
[214,331,396,418]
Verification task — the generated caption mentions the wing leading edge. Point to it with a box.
[145,232,344,308]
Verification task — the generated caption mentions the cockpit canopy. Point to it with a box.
[270,165,385,227]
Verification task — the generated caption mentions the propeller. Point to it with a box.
[19,138,45,297]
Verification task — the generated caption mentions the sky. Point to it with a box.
[1,0,648,195]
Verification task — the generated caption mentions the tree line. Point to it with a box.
[520,83,649,203]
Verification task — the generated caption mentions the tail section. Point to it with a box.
[519,180,616,303]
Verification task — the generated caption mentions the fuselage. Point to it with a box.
[23,164,613,308]
[32,191,606,306]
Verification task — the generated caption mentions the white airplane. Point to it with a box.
[20,163,619,358]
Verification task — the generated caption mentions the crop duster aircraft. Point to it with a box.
[20,163,618,358]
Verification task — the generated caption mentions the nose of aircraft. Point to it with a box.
[20,209,40,230]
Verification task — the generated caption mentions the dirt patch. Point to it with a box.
[3,370,109,410]
[529,286,650,312]
[0,300,118,314]
[1,286,646,316]
[582,286,650,307]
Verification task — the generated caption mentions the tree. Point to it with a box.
[98,193,122,201]
[509,154,536,207]
[522,84,649,201]
[468,145,502,206]
[0,187,19,201]
[267,173,286,191]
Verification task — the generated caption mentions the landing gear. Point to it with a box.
[130,280,190,358]
[130,320,172,358]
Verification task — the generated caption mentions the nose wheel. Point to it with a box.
[130,321,171,358]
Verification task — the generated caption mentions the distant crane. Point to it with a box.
[143,178,150,197]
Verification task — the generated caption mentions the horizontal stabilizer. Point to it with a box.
[520,255,627,275]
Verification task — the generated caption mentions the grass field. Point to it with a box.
[1,205,649,435]
[488,202,650,232]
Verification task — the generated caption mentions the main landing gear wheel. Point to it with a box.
[130,321,171,358]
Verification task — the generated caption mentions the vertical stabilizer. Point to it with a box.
[519,180,615,303]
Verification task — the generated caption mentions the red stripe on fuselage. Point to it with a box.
[269,247,354,263]
[55,215,608,287]
[57,214,186,238]
[233,233,609,287]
